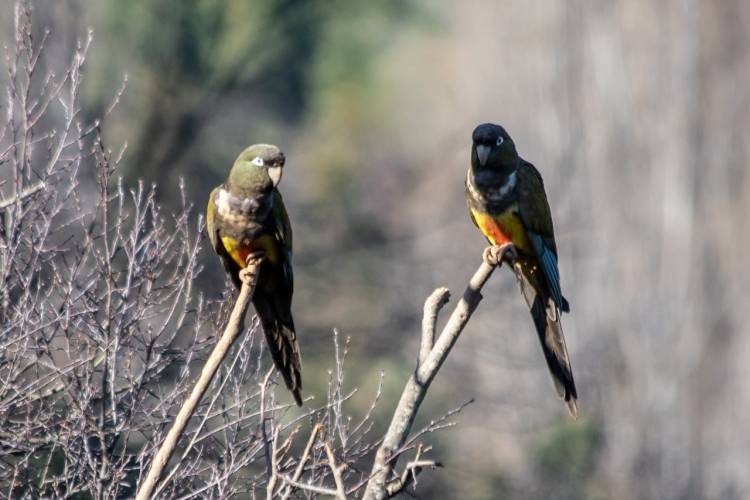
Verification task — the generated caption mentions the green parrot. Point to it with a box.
[465,123,578,417]
[206,144,302,405]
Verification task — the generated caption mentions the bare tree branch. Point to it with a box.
[279,423,321,500]
[363,244,514,500]
[419,287,450,367]
[325,442,347,500]
[385,444,441,497]
[135,257,263,500]
[1,5,480,497]
[0,180,44,211]
[277,475,340,497]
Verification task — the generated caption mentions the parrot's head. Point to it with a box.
[471,123,518,170]
[229,144,286,190]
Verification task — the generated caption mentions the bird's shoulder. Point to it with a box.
[206,186,221,251]
[516,158,546,189]
[516,158,556,242]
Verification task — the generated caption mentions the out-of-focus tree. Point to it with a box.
[84,0,327,193]
[0,6,467,498]
[79,2,427,354]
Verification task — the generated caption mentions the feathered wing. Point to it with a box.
[253,189,303,405]
[207,188,218,249]
[516,161,578,416]
[208,186,302,405]
[207,187,242,288]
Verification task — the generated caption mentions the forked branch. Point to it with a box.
[363,244,515,499]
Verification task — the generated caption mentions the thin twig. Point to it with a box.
[386,459,440,497]
[325,442,347,500]
[419,287,450,367]
[385,443,441,496]
[266,425,282,500]
[280,423,322,500]
[260,366,276,479]
[277,475,340,497]
[0,180,44,210]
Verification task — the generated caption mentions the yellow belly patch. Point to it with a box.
[221,234,280,268]
[471,207,531,252]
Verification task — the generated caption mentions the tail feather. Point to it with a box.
[514,263,578,418]
[263,322,303,406]
[530,296,578,417]
[253,295,303,406]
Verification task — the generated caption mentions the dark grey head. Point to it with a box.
[471,123,517,169]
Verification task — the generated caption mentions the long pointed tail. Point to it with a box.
[529,295,578,417]
[264,322,303,406]
[254,296,303,406]
[514,264,578,417]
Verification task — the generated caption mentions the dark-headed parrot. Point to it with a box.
[465,123,578,417]
[206,144,303,405]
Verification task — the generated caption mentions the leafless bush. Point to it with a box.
[0,4,233,497]
[0,5,481,499]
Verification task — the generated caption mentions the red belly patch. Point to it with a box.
[470,207,530,251]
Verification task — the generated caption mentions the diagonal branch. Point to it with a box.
[363,244,514,500]
[325,442,347,500]
[135,256,263,500]
[279,423,322,500]
[0,180,45,211]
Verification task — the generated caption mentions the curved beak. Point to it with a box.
[476,145,490,166]
[268,151,285,187]
[268,165,283,187]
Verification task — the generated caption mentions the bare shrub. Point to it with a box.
[1,4,480,498]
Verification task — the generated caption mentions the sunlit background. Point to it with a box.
[4,1,749,498]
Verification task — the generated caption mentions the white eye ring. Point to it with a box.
[496,136,504,146]
[252,157,264,166]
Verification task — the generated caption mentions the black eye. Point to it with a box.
[496,136,504,146]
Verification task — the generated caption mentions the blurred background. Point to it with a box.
[3,0,749,498]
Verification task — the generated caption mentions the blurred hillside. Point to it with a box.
[4,1,749,498]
